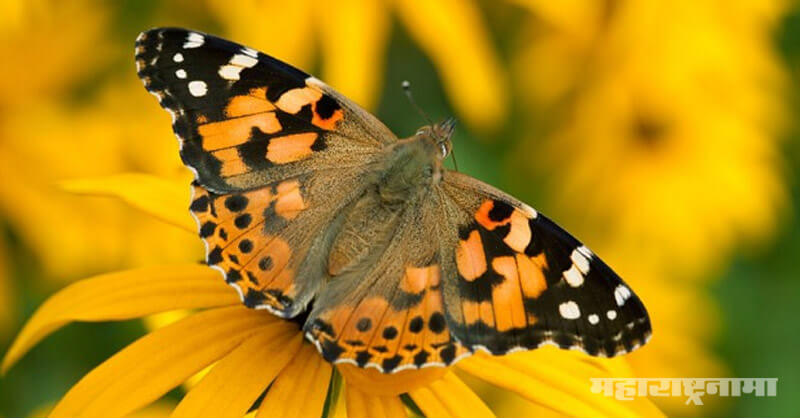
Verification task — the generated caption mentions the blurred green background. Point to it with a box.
[1,0,799,416]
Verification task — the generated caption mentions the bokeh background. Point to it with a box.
[1,0,799,416]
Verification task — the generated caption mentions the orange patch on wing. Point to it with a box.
[516,253,548,299]
[212,147,249,177]
[462,301,494,327]
[199,112,282,151]
[244,235,293,287]
[503,211,532,252]
[456,230,487,281]
[491,256,528,331]
[274,181,306,219]
[401,266,436,294]
[266,132,318,164]
[474,200,511,231]
[275,87,322,114]
[312,107,344,130]
[225,88,275,117]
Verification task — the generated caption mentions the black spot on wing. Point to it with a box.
[190,195,209,212]
[488,200,513,222]
[243,288,266,308]
[225,195,248,212]
[315,94,340,119]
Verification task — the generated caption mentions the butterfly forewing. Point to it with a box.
[438,172,651,357]
[135,27,394,192]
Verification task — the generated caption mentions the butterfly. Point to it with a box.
[135,28,651,373]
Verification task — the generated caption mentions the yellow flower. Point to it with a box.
[0,0,110,334]
[511,0,790,279]
[204,0,507,130]
[0,1,202,286]
[2,175,663,417]
[0,0,110,107]
[506,1,790,413]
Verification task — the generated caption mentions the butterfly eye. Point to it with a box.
[424,165,434,177]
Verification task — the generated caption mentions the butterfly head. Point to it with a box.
[417,117,456,160]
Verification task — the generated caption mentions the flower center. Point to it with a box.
[337,364,447,396]
[631,111,670,149]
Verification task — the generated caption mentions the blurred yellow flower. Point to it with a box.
[0,0,109,107]
[204,0,508,130]
[508,1,791,414]
[0,0,110,334]
[1,174,663,417]
[0,89,203,280]
[0,1,202,288]
[512,0,790,279]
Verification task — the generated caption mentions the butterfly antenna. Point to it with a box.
[450,147,460,171]
[402,80,434,126]
[403,81,459,171]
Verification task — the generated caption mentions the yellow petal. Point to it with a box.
[338,363,445,396]
[458,350,664,418]
[2,264,238,372]
[393,0,507,130]
[49,306,276,417]
[173,327,302,418]
[345,385,407,418]
[409,370,494,417]
[315,0,390,110]
[256,342,332,418]
[60,173,195,232]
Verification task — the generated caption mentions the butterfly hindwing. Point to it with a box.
[304,189,469,373]
[189,167,372,317]
[438,172,651,357]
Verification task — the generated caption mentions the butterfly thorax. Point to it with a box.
[376,119,454,206]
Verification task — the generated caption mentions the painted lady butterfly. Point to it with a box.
[136,28,651,373]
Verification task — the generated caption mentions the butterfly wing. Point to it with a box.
[304,188,470,373]
[136,27,395,192]
[437,171,651,358]
[136,28,393,317]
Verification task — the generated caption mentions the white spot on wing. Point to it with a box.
[570,247,591,275]
[607,310,617,320]
[563,264,584,287]
[576,245,593,258]
[188,80,207,97]
[175,69,187,79]
[614,285,632,306]
[520,203,538,218]
[559,301,581,319]
[173,53,184,62]
[183,32,204,49]
[231,53,258,67]
[588,314,599,325]
[218,53,259,81]
[218,65,242,81]
[241,47,258,58]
